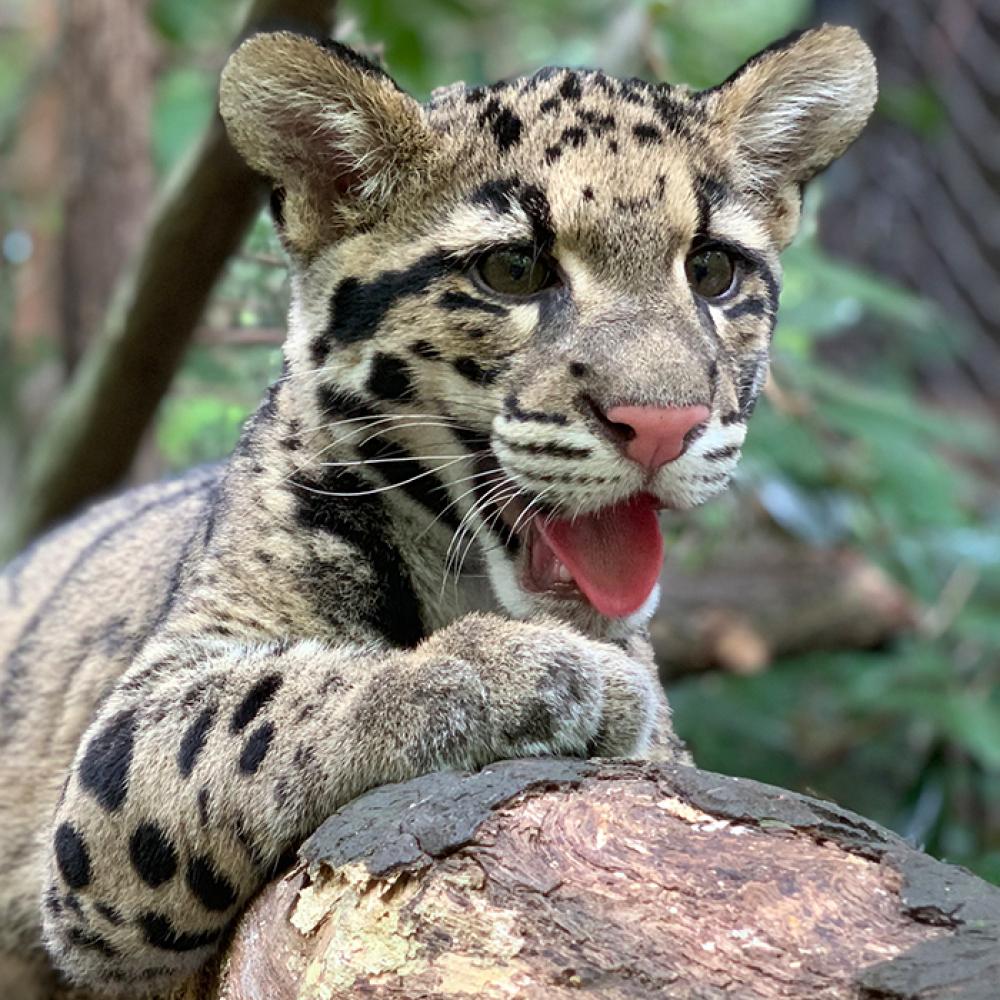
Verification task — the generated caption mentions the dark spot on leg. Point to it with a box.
[539,97,560,114]
[67,927,117,959]
[186,856,238,912]
[544,145,562,165]
[129,822,178,888]
[230,673,283,734]
[569,361,588,378]
[95,901,124,926]
[582,186,594,201]
[238,721,275,775]
[54,823,90,889]
[79,708,137,812]
[561,126,587,149]
[139,912,222,953]
[197,787,211,827]
[178,705,216,778]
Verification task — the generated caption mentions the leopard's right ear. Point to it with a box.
[220,32,437,250]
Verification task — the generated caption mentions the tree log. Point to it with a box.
[182,759,1000,1000]
[654,541,915,676]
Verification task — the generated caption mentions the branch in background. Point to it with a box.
[1,0,338,558]
[653,540,916,677]
[59,0,155,372]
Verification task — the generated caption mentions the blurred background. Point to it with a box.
[1,0,998,882]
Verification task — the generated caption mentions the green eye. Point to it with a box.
[685,245,738,300]
[474,248,559,297]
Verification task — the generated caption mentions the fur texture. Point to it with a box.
[0,26,875,995]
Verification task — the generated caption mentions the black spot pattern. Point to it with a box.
[230,674,283,734]
[471,177,519,214]
[177,705,216,778]
[633,123,662,144]
[355,435,461,529]
[559,73,582,100]
[366,353,416,401]
[186,856,238,912]
[505,392,568,425]
[197,787,211,827]
[95,901,124,926]
[724,297,768,321]
[129,822,178,888]
[54,823,90,889]
[238,721,275,775]
[314,251,451,361]
[453,357,500,385]
[478,98,523,152]
[67,927,117,958]
[79,708,137,812]
[561,126,587,149]
[293,469,425,648]
[139,912,222,953]
[409,339,442,360]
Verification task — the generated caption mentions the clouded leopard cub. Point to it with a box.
[0,25,875,996]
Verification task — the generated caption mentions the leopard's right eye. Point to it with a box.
[685,244,739,300]
[473,247,560,298]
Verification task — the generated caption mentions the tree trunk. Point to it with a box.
[183,759,1000,1000]
[59,0,155,372]
[0,0,339,558]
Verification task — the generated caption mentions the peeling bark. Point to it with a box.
[183,760,1000,1000]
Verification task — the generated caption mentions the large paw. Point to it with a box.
[421,614,660,760]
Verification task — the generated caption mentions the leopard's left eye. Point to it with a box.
[473,247,560,297]
[685,244,739,300]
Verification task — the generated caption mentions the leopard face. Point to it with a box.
[221,27,876,634]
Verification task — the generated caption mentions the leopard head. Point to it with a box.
[220,27,876,636]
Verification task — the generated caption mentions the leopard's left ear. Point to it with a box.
[702,25,877,233]
[220,32,438,252]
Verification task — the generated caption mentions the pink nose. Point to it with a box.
[604,404,710,470]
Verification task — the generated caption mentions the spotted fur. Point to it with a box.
[0,26,875,994]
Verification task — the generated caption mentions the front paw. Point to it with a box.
[422,614,660,760]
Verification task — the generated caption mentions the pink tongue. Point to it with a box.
[537,494,663,619]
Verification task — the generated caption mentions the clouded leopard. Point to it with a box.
[0,25,876,996]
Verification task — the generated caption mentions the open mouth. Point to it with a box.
[473,461,664,619]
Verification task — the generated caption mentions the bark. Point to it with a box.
[59,0,155,371]
[0,0,339,558]
[180,759,1000,1000]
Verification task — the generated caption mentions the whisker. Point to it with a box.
[291,456,468,499]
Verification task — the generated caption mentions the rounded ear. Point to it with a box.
[219,32,438,251]
[702,25,877,201]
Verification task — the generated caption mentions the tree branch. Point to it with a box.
[1,0,338,557]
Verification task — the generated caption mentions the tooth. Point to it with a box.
[556,562,573,583]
